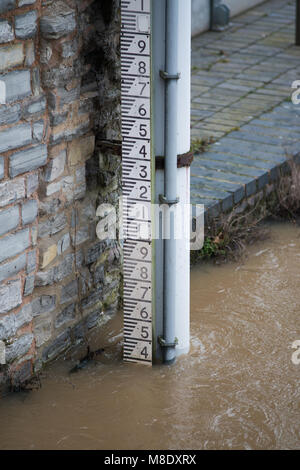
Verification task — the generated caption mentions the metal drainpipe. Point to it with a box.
[296,0,300,46]
[210,0,230,31]
[210,0,214,30]
[159,0,180,364]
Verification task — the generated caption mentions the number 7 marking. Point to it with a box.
[139,82,147,96]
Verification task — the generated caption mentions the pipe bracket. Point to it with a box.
[158,336,178,349]
[159,70,181,80]
[159,194,179,206]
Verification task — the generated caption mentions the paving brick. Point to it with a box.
[257,171,269,190]
[221,194,235,212]
[229,130,291,147]
[209,141,286,161]
[242,124,300,140]
[191,175,245,205]
[245,179,257,197]
[190,179,232,200]
[205,201,220,218]
[193,157,268,180]
[196,152,275,172]
[192,164,251,185]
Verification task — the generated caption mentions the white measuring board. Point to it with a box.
[121,0,152,365]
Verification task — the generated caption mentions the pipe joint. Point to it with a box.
[158,336,178,349]
[159,195,179,206]
[159,70,181,80]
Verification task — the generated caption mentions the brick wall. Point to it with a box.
[0,0,121,391]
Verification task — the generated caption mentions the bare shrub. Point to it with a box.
[275,156,300,219]
[192,199,269,264]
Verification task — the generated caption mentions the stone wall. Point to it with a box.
[0,0,121,392]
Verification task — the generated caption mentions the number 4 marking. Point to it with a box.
[141,346,148,359]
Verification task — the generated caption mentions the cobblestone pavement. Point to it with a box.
[191,0,300,216]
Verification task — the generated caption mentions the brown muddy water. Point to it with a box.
[0,221,299,450]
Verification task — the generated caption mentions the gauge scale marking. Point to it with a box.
[121,0,152,364]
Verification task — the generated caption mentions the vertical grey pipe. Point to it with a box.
[163,0,179,364]
[210,0,214,30]
[297,0,300,46]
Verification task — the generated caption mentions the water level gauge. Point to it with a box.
[121,0,153,365]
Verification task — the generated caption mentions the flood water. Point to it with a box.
[0,221,299,450]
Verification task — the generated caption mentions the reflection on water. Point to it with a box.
[0,221,299,450]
